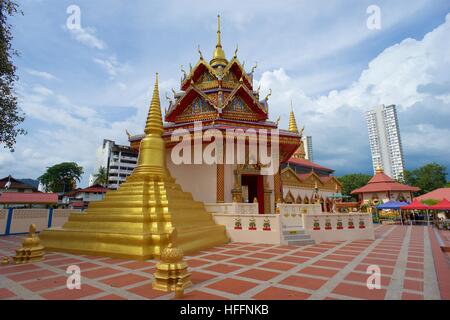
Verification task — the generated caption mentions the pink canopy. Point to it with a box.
[430,198,450,210]
[400,199,430,210]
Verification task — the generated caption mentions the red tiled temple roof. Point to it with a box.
[351,169,420,194]
[0,192,58,204]
[287,158,333,172]
[415,188,450,201]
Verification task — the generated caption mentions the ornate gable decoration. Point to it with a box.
[180,97,216,116]
[164,16,270,124]
[280,168,303,186]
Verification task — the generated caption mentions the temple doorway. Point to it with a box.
[241,174,264,214]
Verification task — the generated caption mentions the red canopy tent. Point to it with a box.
[430,198,450,210]
[400,199,430,210]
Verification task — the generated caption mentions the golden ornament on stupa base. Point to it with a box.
[1,256,10,265]
[40,74,228,260]
[13,224,45,264]
[152,228,192,293]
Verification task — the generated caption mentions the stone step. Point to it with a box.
[288,239,315,246]
[282,229,306,236]
[283,234,312,240]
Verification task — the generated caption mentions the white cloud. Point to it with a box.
[68,26,106,50]
[25,69,59,81]
[93,56,130,79]
[256,13,450,172]
[32,85,53,97]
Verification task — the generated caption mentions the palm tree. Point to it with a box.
[93,166,108,187]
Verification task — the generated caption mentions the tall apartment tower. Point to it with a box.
[302,136,314,162]
[365,105,405,181]
[89,139,138,189]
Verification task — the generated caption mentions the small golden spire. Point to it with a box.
[289,101,299,134]
[375,165,384,174]
[144,73,164,136]
[210,15,228,67]
[217,14,222,46]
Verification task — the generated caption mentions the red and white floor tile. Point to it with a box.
[0,225,449,300]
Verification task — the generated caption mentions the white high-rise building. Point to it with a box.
[366,105,405,181]
[89,139,138,189]
[302,136,314,161]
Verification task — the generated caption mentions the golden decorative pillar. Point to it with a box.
[263,176,272,214]
[231,168,242,203]
[153,228,192,292]
[41,74,228,260]
[274,172,281,205]
[216,163,224,203]
[13,224,45,264]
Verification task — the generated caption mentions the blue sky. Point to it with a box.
[1,0,450,185]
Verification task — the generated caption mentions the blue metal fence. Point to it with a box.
[2,208,56,236]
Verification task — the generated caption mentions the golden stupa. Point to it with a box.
[152,228,192,292]
[41,74,228,260]
[13,224,45,264]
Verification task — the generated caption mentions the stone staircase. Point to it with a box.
[282,226,315,246]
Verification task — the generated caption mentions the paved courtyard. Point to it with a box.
[0,224,449,300]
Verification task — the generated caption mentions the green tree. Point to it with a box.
[404,163,447,195]
[0,0,25,151]
[93,166,108,186]
[337,173,372,199]
[38,162,84,193]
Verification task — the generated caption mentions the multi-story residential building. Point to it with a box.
[302,136,314,162]
[366,104,405,181]
[89,139,138,189]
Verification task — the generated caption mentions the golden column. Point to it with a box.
[216,163,225,203]
[41,74,228,260]
[274,172,281,204]
[263,176,272,214]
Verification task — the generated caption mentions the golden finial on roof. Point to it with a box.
[180,65,187,80]
[375,165,384,174]
[265,89,272,101]
[251,62,258,74]
[125,129,132,139]
[289,101,299,134]
[234,44,239,58]
[211,15,228,67]
[144,73,163,136]
[197,45,204,60]
[275,116,281,126]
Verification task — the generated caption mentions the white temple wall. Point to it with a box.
[166,149,217,203]
[224,164,234,203]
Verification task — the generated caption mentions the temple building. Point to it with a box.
[279,108,342,211]
[128,16,340,214]
[351,166,419,206]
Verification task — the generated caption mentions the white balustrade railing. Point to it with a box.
[205,203,259,215]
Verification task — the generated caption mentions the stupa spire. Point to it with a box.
[289,101,299,134]
[144,73,163,136]
[290,101,306,159]
[210,15,228,67]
